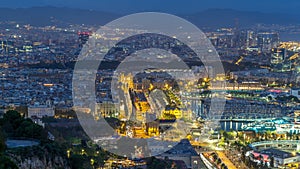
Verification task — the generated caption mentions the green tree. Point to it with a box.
[146,157,173,169]
[0,128,5,153]
[2,110,46,140]
[3,110,22,124]
[270,156,275,167]
[0,155,18,169]
[2,110,23,135]
[70,154,92,169]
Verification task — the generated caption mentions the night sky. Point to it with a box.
[1,0,300,14]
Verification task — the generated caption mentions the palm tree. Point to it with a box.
[216,158,222,165]
[265,131,272,140]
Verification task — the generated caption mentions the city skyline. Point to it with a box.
[2,1,300,168]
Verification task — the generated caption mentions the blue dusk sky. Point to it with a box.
[0,0,299,14]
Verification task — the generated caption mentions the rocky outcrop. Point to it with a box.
[8,152,70,169]
[6,146,71,169]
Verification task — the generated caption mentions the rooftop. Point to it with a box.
[259,148,299,159]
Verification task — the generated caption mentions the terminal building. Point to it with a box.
[249,148,300,168]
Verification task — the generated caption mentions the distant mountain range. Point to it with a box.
[186,9,300,28]
[0,6,119,26]
[0,6,299,28]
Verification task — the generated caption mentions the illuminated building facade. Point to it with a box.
[28,105,55,118]
[78,31,91,47]
[95,101,120,118]
[271,48,285,69]
[162,106,182,119]
[257,32,279,53]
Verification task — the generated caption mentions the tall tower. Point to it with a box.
[78,31,91,48]
[257,32,279,53]
[271,48,286,72]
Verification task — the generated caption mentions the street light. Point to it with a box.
[67,150,71,158]
[90,158,95,165]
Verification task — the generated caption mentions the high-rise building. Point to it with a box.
[235,30,248,49]
[78,31,91,47]
[246,30,257,48]
[271,48,292,72]
[271,48,286,64]
[257,32,279,53]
